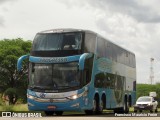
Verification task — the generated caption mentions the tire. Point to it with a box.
[150,107,153,113]
[96,99,104,114]
[85,110,94,115]
[155,108,158,113]
[114,108,120,113]
[44,111,54,116]
[129,95,132,107]
[55,111,63,116]
[134,110,137,113]
[122,98,129,113]
[85,97,98,115]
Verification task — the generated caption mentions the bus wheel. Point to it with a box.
[85,110,94,115]
[85,98,98,115]
[44,111,54,116]
[55,111,63,116]
[155,108,158,113]
[123,99,129,113]
[119,98,129,113]
[97,99,103,114]
[134,109,137,113]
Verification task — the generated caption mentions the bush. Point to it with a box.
[0,93,4,105]
[3,88,18,105]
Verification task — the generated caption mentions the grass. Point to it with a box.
[0,104,28,111]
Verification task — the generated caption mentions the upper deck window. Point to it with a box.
[32,32,82,51]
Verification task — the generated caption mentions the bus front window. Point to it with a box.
[32,32,82,51]
[29,62,81,91]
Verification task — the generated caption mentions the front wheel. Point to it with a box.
[134,109,137,113]
[55,111,63,116]
[150,110,153,113]
[155,108,158,113]
[85,97,98,115]
[96,99,104,114]
[44,111,54,116]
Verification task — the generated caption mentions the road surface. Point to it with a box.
[0,117,160,120]
[1,112,160,120]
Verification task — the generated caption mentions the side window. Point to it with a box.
[125,51,129,66]
[117,46,121,63]
[94,73,105,88]
[84,33,96,53]
[97,37,105,58]
[83,56,94,86]
[83,70,89,85]
[131,54,136,68]
[112,44,117,62]
[105,41,112,60]
[118,47,125,64]
[129,53,133,67]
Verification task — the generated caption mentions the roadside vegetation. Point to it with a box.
[137,83,160,107]
[0,38,31,106]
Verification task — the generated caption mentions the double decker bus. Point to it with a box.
[17,28,136,115]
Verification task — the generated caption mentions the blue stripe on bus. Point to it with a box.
[29,55,81,63]
[29,53,93,70]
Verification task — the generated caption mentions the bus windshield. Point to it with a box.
[32,32,82,51]
[29,62,81,91]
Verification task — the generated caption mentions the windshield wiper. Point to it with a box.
[29,86,50,90]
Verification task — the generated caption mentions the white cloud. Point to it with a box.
[0,0,160,83]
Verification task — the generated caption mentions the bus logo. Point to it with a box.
[39,93,46,98]
[39,57,68,63]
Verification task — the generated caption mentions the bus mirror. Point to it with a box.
[79,53,92,70]
[17,55,29,71]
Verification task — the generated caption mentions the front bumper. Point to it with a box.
[134,105,153,110]
[27,96,89,111]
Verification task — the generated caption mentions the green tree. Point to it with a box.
[0,38,32,104]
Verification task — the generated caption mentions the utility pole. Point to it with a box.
[150,58,154,84]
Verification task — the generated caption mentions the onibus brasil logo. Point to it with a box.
[2,112,42,118]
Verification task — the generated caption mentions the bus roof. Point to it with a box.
[38,28,95,34]
[38,28,135,55]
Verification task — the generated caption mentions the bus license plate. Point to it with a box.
[140,106,144,108]
[47,106,56,109]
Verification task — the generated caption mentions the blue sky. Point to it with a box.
[1,0,160,84]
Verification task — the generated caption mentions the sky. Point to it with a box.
[0,0,160,84]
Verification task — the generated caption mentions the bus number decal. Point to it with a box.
[39,57,68,63]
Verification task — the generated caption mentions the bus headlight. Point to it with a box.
[67,90,88,100]
[27,94,35,100]
[67,95,78,100]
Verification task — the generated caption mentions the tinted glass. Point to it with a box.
[32,32,82,51]
[84,33,96,53]
[29,62,81,91]
[105,41,112,60]
[97,37,105,57]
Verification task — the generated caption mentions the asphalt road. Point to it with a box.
[1,112,160,120]
[0,116,160,120]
